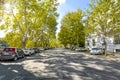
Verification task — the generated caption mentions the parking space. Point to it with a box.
[0,48,120,80]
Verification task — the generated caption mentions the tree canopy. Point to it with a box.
[58,9,85,48]
[0,0,58,48]
[86,0,120,55]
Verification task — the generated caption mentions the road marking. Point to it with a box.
[12,70,18,73]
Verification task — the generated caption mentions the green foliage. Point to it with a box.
[87,0,120,35]
[3,32,22,48]
[28,0,58,48]
[0,0,5,21]
[26,39,34,48]
[58,9,85,48]
[58,26,71,47]
[1,0,58,48]
[86,0,120,55]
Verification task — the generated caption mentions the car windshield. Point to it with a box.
[23,48,30,50]
[4,48,15,52]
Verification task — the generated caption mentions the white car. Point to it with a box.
[90,48,104,55]
[22,48,35,56]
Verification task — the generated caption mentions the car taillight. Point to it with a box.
[0,51,3,54]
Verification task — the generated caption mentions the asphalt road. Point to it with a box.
[0,48,120,80]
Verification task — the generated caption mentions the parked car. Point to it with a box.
[75,47,88,52]
[39,47,45,51]
[0,48,4,54]
[0,48,24,61]
[22,48,35,56]
[90,48,104,55]
[33,48,40,53]
[44,47,49,50]
[71,47,76,51]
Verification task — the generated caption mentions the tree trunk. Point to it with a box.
[22,41,26,48]
[64,44,67,48]
[34,41,37,47]
[104,36,107,56]
[22,36,27,48]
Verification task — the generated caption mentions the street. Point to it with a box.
[0,48,120,80]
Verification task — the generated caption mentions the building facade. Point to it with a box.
[85,33,120,52]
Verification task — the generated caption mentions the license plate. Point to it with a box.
[3,52,10,55]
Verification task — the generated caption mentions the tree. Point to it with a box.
[58,9,85,48]
[0,0,58,48]
[28,0,58,48]
[0,0,5,22]
[0,0,35,48]
[58,26,71,48]
[3,32,22,47]
[86,0,120,55]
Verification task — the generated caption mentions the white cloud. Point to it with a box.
[57,0,66,5]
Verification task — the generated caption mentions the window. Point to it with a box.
[87,40,89,46]
[114,35,120,44]
[92,39,95,46]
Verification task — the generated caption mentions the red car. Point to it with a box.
[0,48,25,61]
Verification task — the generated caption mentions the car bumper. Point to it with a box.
[0,55,15,60]
[24,53,30,55]
[90,52,98,54]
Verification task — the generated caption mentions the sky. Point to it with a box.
[57,0,90,33]
[0,0,91,38]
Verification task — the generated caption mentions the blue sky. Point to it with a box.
[0,0,90,38]
[57,0,90,33]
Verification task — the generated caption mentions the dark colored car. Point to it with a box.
[39,47,45,51]
[0,48,25,61]
[33,48,40,53]
[75,47,88,52]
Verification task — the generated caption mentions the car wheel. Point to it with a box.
[22,55,25,58]
[13,56,18,61]
[29,53,31,56]
[0,59,3,61]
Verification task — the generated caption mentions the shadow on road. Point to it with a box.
[35,48,120,80]
[0,48,120,80]
[0,64,40,80]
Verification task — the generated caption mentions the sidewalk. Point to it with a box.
[102,52,120,62]
[84,51,120,62]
